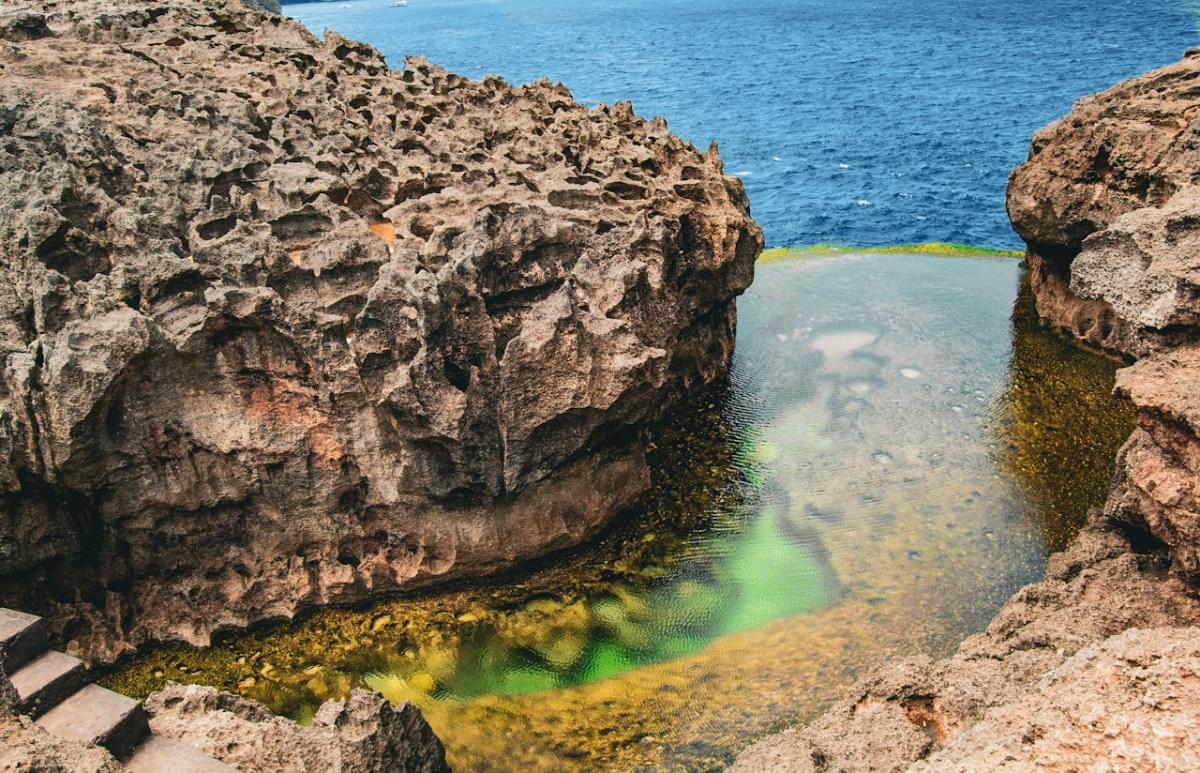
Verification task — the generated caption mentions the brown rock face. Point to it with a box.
[1007,52,1200,585]
[912,627,1200,771]
[1007,51,1200,356]
[1109,346,1200,581]
[0,0,760,660]
[142,684,449,772]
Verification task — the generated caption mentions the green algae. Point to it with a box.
[994,277,1136,552]
[759,242,1024,263]
[100,251,1134,772]
[99,389,757,707]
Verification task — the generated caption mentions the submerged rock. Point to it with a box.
[0,0,760,660]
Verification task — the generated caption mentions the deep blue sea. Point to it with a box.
[286,0,1200,249]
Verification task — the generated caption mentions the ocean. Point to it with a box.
[286,0,1200,249]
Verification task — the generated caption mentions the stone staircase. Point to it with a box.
[1,608,234,772]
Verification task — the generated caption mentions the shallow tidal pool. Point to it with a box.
[105,250,1134,771]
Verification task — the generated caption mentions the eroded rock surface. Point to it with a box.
[0,0,759,660]
[1108,346,1200,582]
[914,626,1200,771]
[734,50,1200,772]
[0,715,124,773]
[143,684,449,772]
[1007,50,1200,356]
[1005,51,1200,582]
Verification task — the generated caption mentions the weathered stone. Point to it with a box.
[1108,346,1200,581]
[914,627,1200,771]
[0,9,49,41]
[143,684,449,772]
[1071,190,1200,337]
[242,0,281,13]
[0,715,123,773]
[0,0,760,661]
[1007,51,1200,356]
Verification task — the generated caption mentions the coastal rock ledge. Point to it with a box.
[734,53,1200,772]
[0,0,760,661]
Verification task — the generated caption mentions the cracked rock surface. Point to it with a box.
[0,0,760,661]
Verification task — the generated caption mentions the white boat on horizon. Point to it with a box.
[392,0,409,6]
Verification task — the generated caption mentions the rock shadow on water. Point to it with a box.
[991,276,1136,554]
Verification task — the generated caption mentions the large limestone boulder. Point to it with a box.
[1007,50,1200,356]
[0,0,760,660]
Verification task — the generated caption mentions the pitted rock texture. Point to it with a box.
[1109,346,1200,582]
[0,0,760,660]
[143,684,449,772]
[1007,50,1200,357]
[1070,189,1200,336]
[912,627,1200,771]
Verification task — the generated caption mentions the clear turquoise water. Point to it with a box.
[285,0,1200,249]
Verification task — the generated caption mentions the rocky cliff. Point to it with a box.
[733,52,1200,771]
[0,0,760,661]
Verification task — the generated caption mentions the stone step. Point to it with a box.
[10,649,88,717]
[125,735,237,773]
[0,607,49,674]
[36,684,150,760]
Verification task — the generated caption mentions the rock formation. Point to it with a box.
[0,0,760,661]
[1006,50,1200,358]
[142,684,449,772]
[1006,51,1200,585]
[734,51,1200,771]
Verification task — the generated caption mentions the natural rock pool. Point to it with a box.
[104,250,1133,771]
